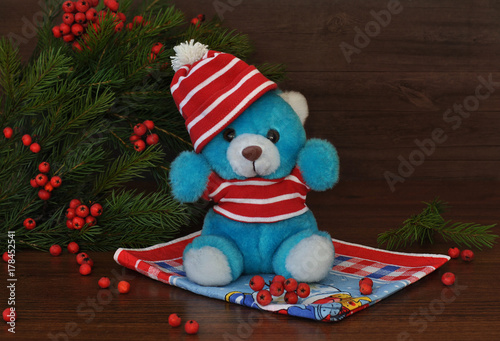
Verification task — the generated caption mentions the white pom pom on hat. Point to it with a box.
[170,39,209,72]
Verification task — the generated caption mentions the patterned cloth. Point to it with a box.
[114,231,449,322]
[202,167,310,223]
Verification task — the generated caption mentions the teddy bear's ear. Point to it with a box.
[278,91,309,125]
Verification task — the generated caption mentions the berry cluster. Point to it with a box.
[76,251,94,275]
[249,275,310,306]
[130,120,158,152]
[3,127,41,153]
[359,277,373,295]
[440,247,474,286]
[65,199,103,230]
[168,314,199,335]
[190,14,205,27]
[30,162,62,201]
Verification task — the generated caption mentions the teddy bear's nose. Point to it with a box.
[242,146,262,162]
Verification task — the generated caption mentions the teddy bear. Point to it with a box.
[168,40,339,286]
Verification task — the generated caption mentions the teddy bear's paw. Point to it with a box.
[183,246,233,286]
[285,234,335,282]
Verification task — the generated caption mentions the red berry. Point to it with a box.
[76,205,90,218]
[272,275,286,285]
[284,278,298,292]
[134,139,146,152]
[75,12,86,24]
[168,313,182,327]
[73,216,85,229]
[85,215,97,227]
[82,257,94,267]
[3,127,13,138]
[114,21,124,33]
[76,252,89,264]
[129,134,140,142]
[249,275,265,291]
[63,1,76,13]
[2,308,16,322]
[75,0,90,13]
[184,320,199,335]
[72,41,83,53]
[90,203,103,217]
[63,34,75,43]
[86,8,97,22]
[2,252,11,262]
[284,291,298,304]
[117,12,126,22]
[71,24,84,36]
[360,283,373,295]
[256,289,272,306]
[63,12,75,25]
[297,282,311,298]
[66,219,74,229]
[118,281,130,294]
[38,161,50,173]
[197,14,206,21]
[143,120,155,130]
[190,18,200,27]
[133,16,143,26]
[60,23,71,35]
[98,277,110,288]
[69,199,82,209]
[447,247,460,259]
[23,218,36,230]
[35,173,48,186]
[126,22,133,30]
[151,43,163,55]
[30,178,39,188]
[461,249,474,262]
[22,134,32,146]
[38,189,51,200]
[146,133,159,145]
[49,244,62,256]
[134,123,147,136]
[106,0,119,12]
[359,277,373,287]
[79,263,92,275]
[50,176,62,188]
[52,25,62,38]
[441,272,456,286]
[90,0,99,6]
[67,242,79,254]
[44,183,54,193]
[30,142,41,153]
[269,281,284,296]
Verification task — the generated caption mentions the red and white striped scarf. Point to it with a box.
[202,167,310,223]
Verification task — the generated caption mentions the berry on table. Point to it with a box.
[69,199,82,209]
[98,277,110,289]
[359,283,373,295]
[82,257,94,267]
[269,281,284,297]
[118,281,130,294]
[284,291,298,304]
[256,289,272,306]
[49,244,62,256]
[76,205,90,218]
[22,134,32,146]
[461,249,474,262]
[39,162,50,173]
[3,252,11,262]
[23,218,36,230]
[296,282,311,298]
[441,272,455,286]
[272,275,286,285]
[3,127,13,138]
[134,139,146,152]
[90,203,103,217]
[67,242,79,254]
[146,133,159,145]
[73,217,85,230]
[50,176,62,187]
[284,278,298,292]
[133,123,147,136]
[168,313,182,327]
[184,320,199,335]
[359,277,373,287]
[2,308,16,322]
[249,275,265,291]
[79,263,92,275]
[30,142,41,153]
[85,216,97,227]
[448,247,460,259]
[38,189,51,201]
[76,252,89,264]
[35,173,49,186]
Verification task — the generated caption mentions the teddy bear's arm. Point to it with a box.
[297,138,339,191]
[169,151,212,202]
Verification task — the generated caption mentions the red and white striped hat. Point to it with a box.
[170,40,277,153]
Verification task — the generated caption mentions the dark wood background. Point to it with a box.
[1,1,500,340]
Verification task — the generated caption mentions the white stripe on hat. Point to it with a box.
[193,80,276,151]
[170,52,222,94]
[178,57,241,115]
[187,69,260,133]
[213,206,309,223]
[219,193,307,205]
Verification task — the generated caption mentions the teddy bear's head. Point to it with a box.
[201,90,309,180]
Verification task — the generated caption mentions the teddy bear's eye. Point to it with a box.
[223,128,236,142]
[266,129,280,144]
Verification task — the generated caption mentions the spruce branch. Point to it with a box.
[377,199,498,250]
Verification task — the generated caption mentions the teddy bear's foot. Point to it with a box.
[183,235,244,286]
[273,230,334,283]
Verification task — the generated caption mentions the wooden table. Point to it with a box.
[2,180,499,340]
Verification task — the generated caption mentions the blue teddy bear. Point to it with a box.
[168,41,339,286]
